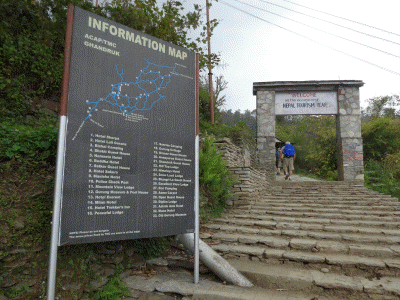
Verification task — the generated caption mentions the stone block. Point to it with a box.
[155,280,196,296]
[123,275,158,292]
[289,239,317,250]
[349,244,394,257]
[212,233,238,242]
[283,252,325,263]
[238,235,260,244]
[316,240,348,253]
[259,236,289,248]
[390,245,400,256]
[311,271,363,291]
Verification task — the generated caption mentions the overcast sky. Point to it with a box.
[174,0,400,112]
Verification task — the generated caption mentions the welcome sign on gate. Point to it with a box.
[275,91,337,115]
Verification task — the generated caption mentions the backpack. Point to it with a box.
[284,144,295,157]
[276,149,280,161]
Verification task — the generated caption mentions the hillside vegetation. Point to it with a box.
[1,0,399,299]
[0,0,242,299]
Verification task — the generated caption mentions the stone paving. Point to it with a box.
[120,179,400,299]
[201,180,400,299]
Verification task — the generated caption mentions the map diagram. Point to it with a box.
[86,59,180,120]
[73,59,183,140]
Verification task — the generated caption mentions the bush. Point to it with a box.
[362,117,400,161]
[365,159,400,199]
[129,237,169,259]
[384,151,400,180]
[199,134,237,211]
[200,120,255,148]
[94,274,130,300]
[0,122,58,164]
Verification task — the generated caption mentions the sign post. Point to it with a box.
[47,4,74,299]
[47,4,198,298]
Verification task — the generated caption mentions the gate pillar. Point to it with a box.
[337,86,364,182]
[256,90,276,182]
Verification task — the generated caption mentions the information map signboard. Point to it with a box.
[59,6,196,245]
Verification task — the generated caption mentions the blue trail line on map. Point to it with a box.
[84,59,180,121]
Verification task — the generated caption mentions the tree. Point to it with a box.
[199,73,228,123]
[219,109,257,138]
[213,74,228,109]
[363,94,400,120]
[0,0,221,120]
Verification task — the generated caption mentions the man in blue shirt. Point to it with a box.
[281,142,296,180]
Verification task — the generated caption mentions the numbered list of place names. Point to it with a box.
[86,133,148,216]
[152,142,192,219]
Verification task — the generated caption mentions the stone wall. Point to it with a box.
[214,138,269,207]
[214,138,250,168]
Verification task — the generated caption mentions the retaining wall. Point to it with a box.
[214,138,269,207]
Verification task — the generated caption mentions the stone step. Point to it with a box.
[201,181,400,299]
[227,259,400,300]
[227,212,400,225]
[211,215,400,231]
[264,194,397,201]
[203,224,400,245]
[210,243,400,279]
[227,210,400,223]
[123,268,344,300]
[229,212,400,223]
[272,182,368,187]
[269,186,394,193]
[208,232,400,259]
[251,202,398,211]
[236,207,400,219]
[271,189,391,195]
[257,196,399,206]
[260,199,398,206]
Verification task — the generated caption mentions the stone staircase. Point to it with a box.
[200,181,400,300]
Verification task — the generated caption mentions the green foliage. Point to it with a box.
[201,120,256,150]
[365,159,400,200]
[0,0,220,120]
[362,117,400,161]
[384,151,400,180]
[199,85,218,122]
[0,0,65,120]
[221,109,257,138]
[94,274,130,300]
[199,74,228,124]
[276,116,337,180]
[199,134,237,209]
[0,122,58,164]
[199,199,227,222]
[130,237,169,259]
[3,283,29,298]
[199,84,222,123]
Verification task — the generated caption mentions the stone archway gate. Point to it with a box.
[254,80,365,184]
